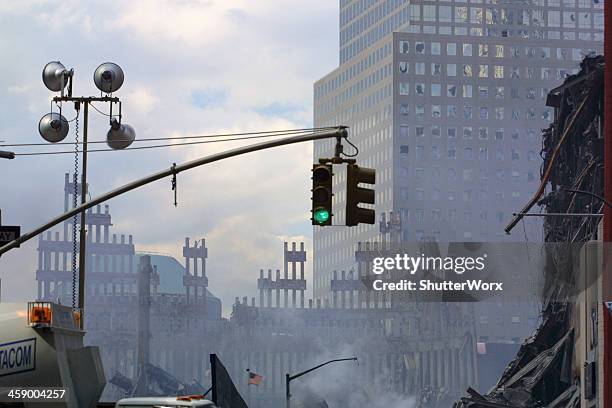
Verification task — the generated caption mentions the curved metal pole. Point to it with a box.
[0,127,347,256]
[286,357,358,408]
[564,188,612,209]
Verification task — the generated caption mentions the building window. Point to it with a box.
[527,171,535,182]
[479,107,488,120]
[549,11,561,27]
[432,146,440,159]
[400,104,409,116]
[527,88,536,100]
[432,63,441,76]
[493,66,504,79]
[495,45,504,58]
[463,64,473,77]
[479,127,488,139]
[416,126,425,137]
[464,106,473,119]
[479,65,488,78]
[528,151,536,161]
[399,83,410,95]
[447,127,457,138]
[479,86,488,98]
[431,84,441,97]
[400,125,409,138]
[416,105,425,118]
[416,146,424,159]
[431,105,441,118]
[447,105,457,118]
[456,7,468,23]
[440,6,452,23]
[399,41,410,54]
[424,5,436,22]
[431,42,441,55]
[447,43,457,56]
[415,42,425,54]
[415,83,425,96]
[432,125,441,137]
[493,87,504,99]
[527,109,536,120]
[415,62,425,75]
[463,43,473,57]
[495,129,504,140]
[399,62,409,73]
[495,107,504,120]
[447,64,457,77]
[448,85,457,97]
[400,145,409,154]
[463,127,473,139]
[462,85,473,98]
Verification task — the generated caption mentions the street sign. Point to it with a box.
[0,226,20,248]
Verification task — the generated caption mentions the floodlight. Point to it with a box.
[42,61,69,92]
[93,62,124,93]
[106,119,135,149]
[39,112,69,143]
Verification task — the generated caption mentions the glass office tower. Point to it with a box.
[313,0,604,314]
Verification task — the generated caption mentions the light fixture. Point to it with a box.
[39,112,69,143]
[93,62,124,93]
[106,118,135,149]
[42,61,69,92]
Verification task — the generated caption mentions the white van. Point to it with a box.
[115,396,217,407]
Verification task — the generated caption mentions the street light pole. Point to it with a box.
[48,96,119,330]
[285,357,358,408]
[0,127,348,257]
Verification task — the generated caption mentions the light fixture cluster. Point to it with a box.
[38,61,135,149]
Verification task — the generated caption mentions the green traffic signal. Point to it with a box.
[311,163,333,226]
[313,208,330,224]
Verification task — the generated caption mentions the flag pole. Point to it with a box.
[246,368,252,407]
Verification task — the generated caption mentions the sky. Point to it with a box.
[0,0,339,316]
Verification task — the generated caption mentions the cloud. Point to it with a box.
[0,0,338,317]
[125,86,160,114]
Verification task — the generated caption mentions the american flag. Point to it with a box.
[248,371,263,385]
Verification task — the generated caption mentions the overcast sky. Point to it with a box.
[0,0,339,315]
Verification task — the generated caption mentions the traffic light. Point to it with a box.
[311,164,333,226]
[345,164,375,226]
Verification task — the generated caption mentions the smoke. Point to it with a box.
[291,341,416,408]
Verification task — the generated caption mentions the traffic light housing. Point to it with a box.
[345,164,375,226]
[311,164,333,226]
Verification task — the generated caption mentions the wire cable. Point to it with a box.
[13,130,336,156]
[71,111,80,309]
[1,127,338,147]
[89,102,112,117]
[341,137,359,157]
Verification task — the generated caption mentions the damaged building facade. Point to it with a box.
[456,56,607,408]
[36,175,478,407]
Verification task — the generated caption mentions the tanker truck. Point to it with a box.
[0,301,105,408]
